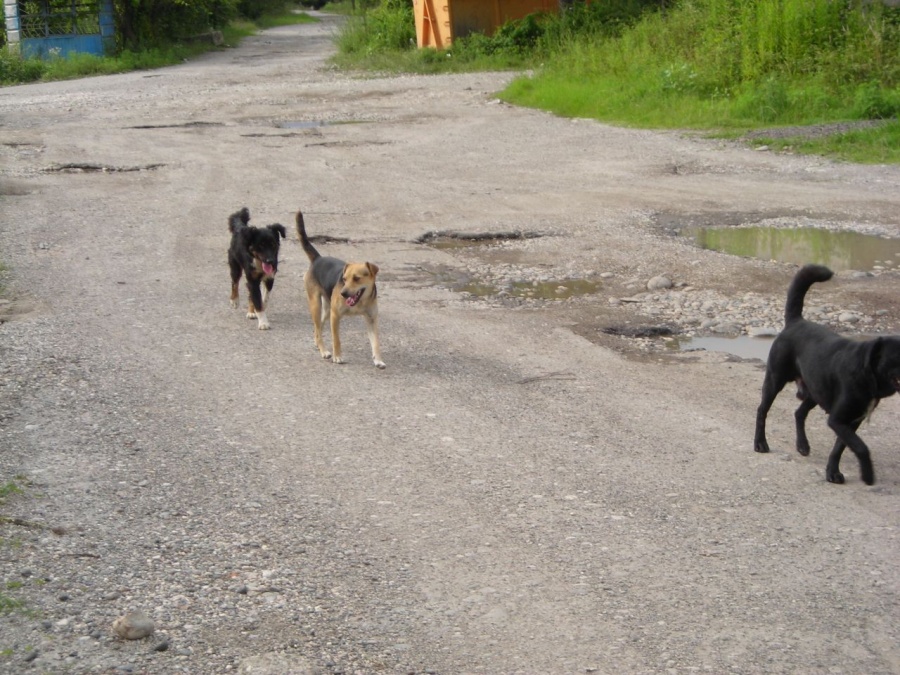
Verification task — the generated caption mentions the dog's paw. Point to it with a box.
[753,439,770,453]
[230,299,238,309]
[257,321,271,330]
[374,359,386,369]
[246,310,257,319]
[796,442,810,457]
[861,464,875,486]
[826,469,845,484]
[332,356,345,364]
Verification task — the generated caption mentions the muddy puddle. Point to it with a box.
[427,265,603,301]
[671,334,774,361]
[681,225,900,272]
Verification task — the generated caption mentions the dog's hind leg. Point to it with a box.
[307,290,330,359]
[826,417,873,485]
[794,397,817,456]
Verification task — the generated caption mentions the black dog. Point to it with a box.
[227,207,287,330]
[754,264,900,485]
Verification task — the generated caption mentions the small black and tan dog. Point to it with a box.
[754,264,900,485]
[296,210,385,368]
[227,207,287,330]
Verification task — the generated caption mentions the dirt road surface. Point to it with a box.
[3,13,900,675]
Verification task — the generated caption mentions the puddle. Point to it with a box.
[427,265,602,301]
[682,226,900,272]
[671,335,774,361]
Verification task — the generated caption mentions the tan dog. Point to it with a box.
[296,211,385,368]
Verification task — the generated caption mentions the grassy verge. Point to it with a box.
[333,0,900,164]
[0,4,317,86]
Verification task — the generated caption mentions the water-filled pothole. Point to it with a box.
[417,230,544,246]
[682,226,900,272]
[426,265,602,301]
[672,335,774,361]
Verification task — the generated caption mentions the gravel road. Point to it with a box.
[2,12,900,675]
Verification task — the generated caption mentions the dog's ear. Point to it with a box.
[366,262,379,277]
[341,264,350,283]
[269,223,287,240]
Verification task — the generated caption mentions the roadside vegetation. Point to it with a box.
[334,0,900,164]
[0,1,317,85]
[0,476,30,617]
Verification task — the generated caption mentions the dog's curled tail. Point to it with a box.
[296,210,320,262]
[228,207,250,234]
[785,264,833,325]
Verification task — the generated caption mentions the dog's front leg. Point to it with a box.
[827,418,872,485]
[262,278,274,310]
[247,280,269,330]
[330,308,344,364]
[365,312,385,369]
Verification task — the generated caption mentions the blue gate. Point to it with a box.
[9,0,114,58]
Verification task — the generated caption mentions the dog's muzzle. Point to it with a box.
[342,288,365,307]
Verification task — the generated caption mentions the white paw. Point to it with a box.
[258,321,270,330]
[332,356,344,364]
[246,310,257,319]
[374,359,386,369]
[230,299,237,309]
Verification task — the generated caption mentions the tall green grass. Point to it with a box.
[503,0,900,131]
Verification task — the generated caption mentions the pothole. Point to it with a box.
[421,264,603,302]
[681,225,900,273]
[127,122,223,129]
[656,212,900,273]
[600,326,775,361]
[42,163,166,173]
[417,230,544,246]
[671,334,774,361]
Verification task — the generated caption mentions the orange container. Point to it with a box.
[413,0,560,49]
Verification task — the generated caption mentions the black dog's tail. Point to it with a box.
[296,210,320,263]
[785,264,833,326]
[228,207,250,234]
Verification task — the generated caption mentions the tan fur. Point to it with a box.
[304,261,385,368]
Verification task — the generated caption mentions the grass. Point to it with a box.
[747,119,900,164]
[0,477,25,506]
[331,0,900,164]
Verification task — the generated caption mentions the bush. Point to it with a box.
[853,80,900,119]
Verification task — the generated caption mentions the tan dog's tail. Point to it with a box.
[296,210,320,262]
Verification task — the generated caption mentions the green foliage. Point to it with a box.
[853,80,900,119]
[0,51,45,84]
[336,0,414,56]
[502,0,900,139]
[114,0,240,51]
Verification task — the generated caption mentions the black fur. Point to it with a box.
[754,264,900,485]
[227,207,287,329]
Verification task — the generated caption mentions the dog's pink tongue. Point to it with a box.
[263,262,275,276]
[345,295,357,307]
